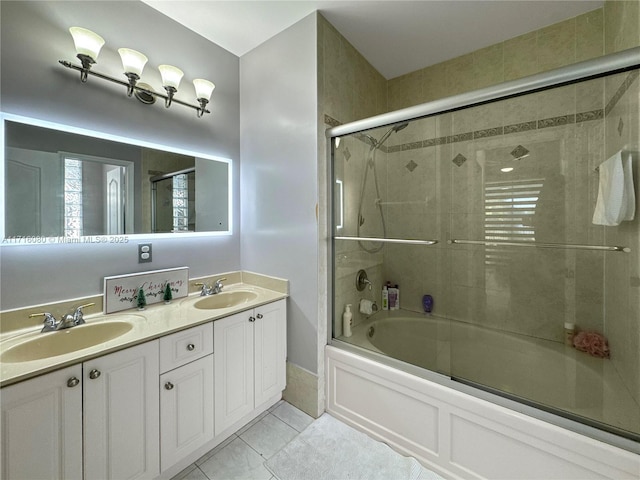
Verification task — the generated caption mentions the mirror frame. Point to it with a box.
[0,112,233,245]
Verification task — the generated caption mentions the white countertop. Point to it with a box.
[1,282,287,387]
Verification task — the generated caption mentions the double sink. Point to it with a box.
[1,289,259,365]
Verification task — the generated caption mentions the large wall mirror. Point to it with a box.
[1,114,231,243]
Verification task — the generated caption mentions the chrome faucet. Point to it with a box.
[30,312,59,333]
[195,277,227,296]
[29,303,95,333]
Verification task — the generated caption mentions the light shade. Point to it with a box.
[159,65,184,90]
[118,48,148,76]
[193,79,215,101]
[69,27,105,61]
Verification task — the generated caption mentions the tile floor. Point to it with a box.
[171,400,315,480]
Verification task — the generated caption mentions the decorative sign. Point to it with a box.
[104,267,189,313]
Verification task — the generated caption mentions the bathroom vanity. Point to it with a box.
[0,275,287,480]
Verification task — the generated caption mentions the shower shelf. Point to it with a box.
[447,239,630,253]
[334,236,438,246]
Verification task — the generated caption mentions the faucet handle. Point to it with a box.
[72,302,95,325]
[213,277,226,293]
[195,282,213,296]
[30,312,58,332]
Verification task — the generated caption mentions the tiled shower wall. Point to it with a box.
[387,2,640,111]
[318,14,388,330]
[603,70,640,407]
[323,2,639,402]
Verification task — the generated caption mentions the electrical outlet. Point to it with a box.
[138,243,152,263]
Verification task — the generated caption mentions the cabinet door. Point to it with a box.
[214,311,254,435]
[1,365,82,480]
[254,299,287,406]
[84,340,160,480]
[160,355,214,472]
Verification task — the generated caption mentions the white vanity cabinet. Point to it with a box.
[214,299,286,435]
[1,365,83,480]
[83,340,160,480]
[159,323,214,472]
[1,340,159,480]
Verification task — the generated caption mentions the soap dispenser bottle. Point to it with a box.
[343,304,353,337]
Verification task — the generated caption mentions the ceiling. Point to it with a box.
[142,0,603,79]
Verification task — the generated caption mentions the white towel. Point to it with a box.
[592,151,635,226]
[359,299,373,315]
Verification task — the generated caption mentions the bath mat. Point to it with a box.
[265,413,443,480]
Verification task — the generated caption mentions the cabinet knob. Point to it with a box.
[256,313,263,319]
[186,343,195,351]
[165,382,174,390]
[249,316,255,322]
[88,369,101,380]
[67,377,80,388]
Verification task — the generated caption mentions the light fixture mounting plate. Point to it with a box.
[134,83,156,105]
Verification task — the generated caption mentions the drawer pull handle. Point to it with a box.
[165,382,174,390]
[67,377,80,388]
[249,316,255,322]
[186,343,196,351]
[256,313,263,319]
[89,369,101,380]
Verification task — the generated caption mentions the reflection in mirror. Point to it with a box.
[2,115,231,242]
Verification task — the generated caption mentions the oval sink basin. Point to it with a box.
[194,291,258,310]
[1,321,134,363]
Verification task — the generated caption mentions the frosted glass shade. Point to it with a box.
[118,48,148,76]
[69,27,105,61]
[159,65,183,90]
[193,79,215,101]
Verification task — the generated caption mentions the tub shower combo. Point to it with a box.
[328,48,640,477]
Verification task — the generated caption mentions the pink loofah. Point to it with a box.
[573,331,610,358]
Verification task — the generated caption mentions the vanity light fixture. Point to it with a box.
[60,27,214,118]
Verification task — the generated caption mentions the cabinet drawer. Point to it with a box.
[160,322,213,373]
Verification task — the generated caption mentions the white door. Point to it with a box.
[160,355,214,471]
[214,311,255,435]
[1,365,83,480]
[83,341,160,480]
[5,148,63,237]
[106,166,124,235]
[254,299,287,406]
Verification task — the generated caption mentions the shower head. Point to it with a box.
[374,122,410,149]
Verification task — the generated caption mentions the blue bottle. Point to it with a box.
[422,295,433,314]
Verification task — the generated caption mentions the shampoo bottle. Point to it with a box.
[393,284,400,310]
[382,285,389,310]
[564,322,575,346]
[388,285,397,311]
[343,304,353,337]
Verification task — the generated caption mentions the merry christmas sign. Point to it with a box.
[104,267,189,313]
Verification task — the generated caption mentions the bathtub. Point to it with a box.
[327,310,640,479]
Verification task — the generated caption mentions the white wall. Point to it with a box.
[0,1,241,309]
[240,14,319,374]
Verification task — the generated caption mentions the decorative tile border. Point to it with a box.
[604,70,639,116]
[324,69,639,154]
[576,110,603,122]
[326,109,604,155]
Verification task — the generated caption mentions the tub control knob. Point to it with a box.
[187,343,195,351]
[89,369,101,380]
[67,377,80,388]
